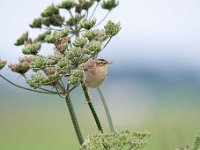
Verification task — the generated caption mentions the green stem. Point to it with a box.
[65,94,84,145]
[94,11,110,27]
[97,86,114,132]
[88,2,99,20]
[81,83,103,133]
[0,74,56,94]
[102,37,112,50]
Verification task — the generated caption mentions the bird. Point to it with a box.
[80,59,112,88]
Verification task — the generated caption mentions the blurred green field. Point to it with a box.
[1,75,200,150]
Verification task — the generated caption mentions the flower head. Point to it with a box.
[101,0,119,10]
[68,69,84,85]
[22,42,41,55]
[104,20,121,37]
[14,32,29,46]
[0,58,7,70]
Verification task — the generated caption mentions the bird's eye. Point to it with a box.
[101,61,107,66]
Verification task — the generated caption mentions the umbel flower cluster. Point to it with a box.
[0,58,7,70]
[9,0,120,90]
[80,130,151,150]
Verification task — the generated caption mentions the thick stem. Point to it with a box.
[65,94,84,145]
[97,86,114,132]
[81,83,103,133]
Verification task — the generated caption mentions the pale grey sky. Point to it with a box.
[1,0,200,70]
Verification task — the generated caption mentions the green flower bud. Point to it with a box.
[42,15,65,27]
[82,30,97,41]
[31,56,47,71]
[66,18,74,26]
[84,41,101,55]
[0,58,7,70]
[45,35,55,43]
[73,37,88,48]
[45,28,69,43]
[51,15,65,27]
[57,28,69,37]
[79,19,96,30]
[66,14,84,26]
[80,130,151,150]
[22,42,41,55]
[29,17,42,28]
[35,31,51,42]
[26,72,44,89]
[101,0,119,10]
[46,55,62,65]
[58,0,75,10]
[104,20,121,37]
[14,32,28,46]
[8,62,30,75]
[67,47,82,65]
[56,57,72,75]
[68,69,84,85]
[41,4,59,17]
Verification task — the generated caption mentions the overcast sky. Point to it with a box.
[1,0,200,70]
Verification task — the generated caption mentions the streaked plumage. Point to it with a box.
[80,59,111,88]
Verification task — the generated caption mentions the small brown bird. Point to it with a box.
[80,59,112,88]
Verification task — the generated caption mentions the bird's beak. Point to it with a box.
[108,61,112,64]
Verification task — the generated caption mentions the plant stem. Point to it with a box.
[65,94,84,145]
[0,74,56,94]
[88,2,99,20]
[94,11,110,27]
[102,37,112,50]
[81,83,103,133]
[97,86,114,132]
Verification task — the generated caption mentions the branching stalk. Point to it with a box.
[88,2,99,20]
[102,37,112,50]
[68,84,79,93]
[0,74,56,94]
[94,11,110,27]
[97,86,114,132]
